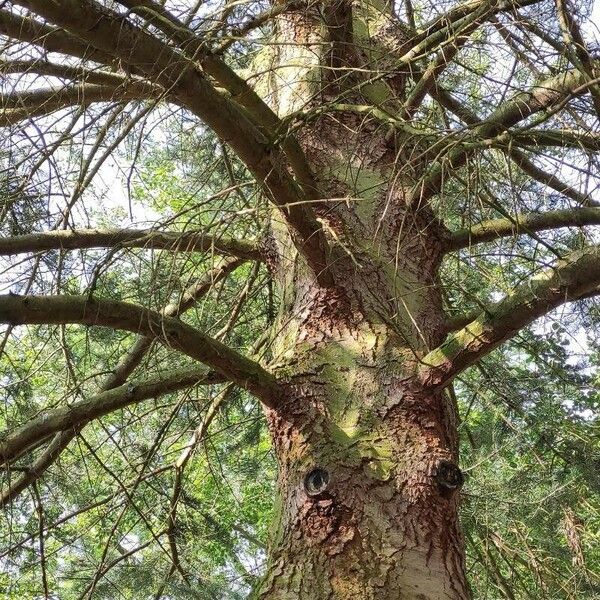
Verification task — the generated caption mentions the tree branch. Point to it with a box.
[443,284,600,333]
[421,66,596,199]
[0,294,279,404]
[1,430,74,507]
[1,60,130,86]
[420,245,600,388]
[114,0,320,202]
[0,228,263,261]
[395,0,543,66]
[502,146,597,207]
[511,128,600,152]
[416,0,542,47]
[0,366,220,466]
[555,0,600,120]
[0,256,245,503]
[447,207,600,250]
[0,9,114,65]
[216,0,309,53]
[9,0,333,285]
[101,255,245,390]
[402,31,472,119]
[0,81,160,126]
[431,86,595,206]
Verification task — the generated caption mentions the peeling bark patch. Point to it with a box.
[435,460,464,492]
[300,497,340,544]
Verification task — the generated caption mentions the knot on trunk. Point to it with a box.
[305,467,330,497]
[435,460,464,493]
[300,467,343,545]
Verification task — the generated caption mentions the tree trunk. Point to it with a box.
[258,320,468,599]
[253,5,469,597]
[256,249,468,597]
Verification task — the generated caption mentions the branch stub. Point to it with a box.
[435,460,464,492]
[304,468,330,497]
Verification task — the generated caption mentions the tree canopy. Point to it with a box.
[0,0,599,598]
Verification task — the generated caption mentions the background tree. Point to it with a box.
[0,0,599,598]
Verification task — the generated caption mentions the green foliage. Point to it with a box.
[458,326,600,598]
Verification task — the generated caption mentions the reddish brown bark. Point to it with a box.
[254,10,469,589]
[258,302,467,598]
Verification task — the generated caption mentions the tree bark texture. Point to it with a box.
[255,5,468,597]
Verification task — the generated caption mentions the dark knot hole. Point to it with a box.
[436,460,464,491]
[304,468,330,497]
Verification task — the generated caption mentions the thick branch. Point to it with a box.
[0,82,159,126]
[0,228,262,261]
[0,367,218,466]
[420,245,600,388]
[443,284,600,333]
[1,60,129,86]
[0,9,114,64]
[0,294,279,404]
[115,0,319,201]
[511,128,600,152]
[447,207,600,250]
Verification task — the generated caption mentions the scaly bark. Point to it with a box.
[253,5,468,597]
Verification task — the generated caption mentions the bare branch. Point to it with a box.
[431,86,595,206]
[0,228,263,261]
[163,382,234,588]
[422,66,596,199]
[503,146,597,207]
[217,0,309,53]
[416,0,543,46]
[387,0,543,69]
[1,431,80,506]
[447,207,600,250]
[555,0,600,120]
[420,245,600,388]
[0,294,279,404]
[0,366,220,466]
[402,32,472,119]
[101,255,246,390]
